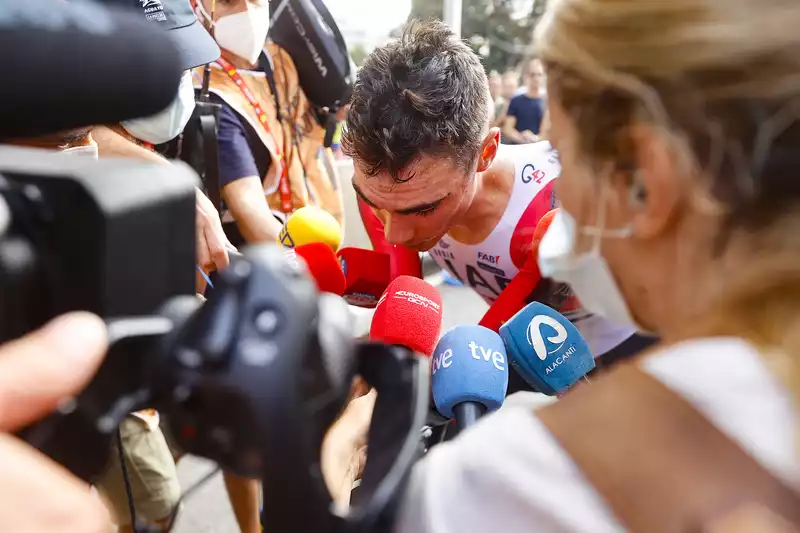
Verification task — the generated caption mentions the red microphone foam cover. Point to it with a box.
[337,247,391,307]
[369,276,443,357]
[290,242,346,295]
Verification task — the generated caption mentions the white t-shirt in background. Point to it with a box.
[394,337,798,533]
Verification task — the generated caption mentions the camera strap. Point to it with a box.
[116,429,139,533]
[215,56,293,213]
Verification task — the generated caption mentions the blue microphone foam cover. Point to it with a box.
[431,325,509,418]
[499,301,594,395]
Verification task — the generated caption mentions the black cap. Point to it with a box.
[100,0,220,70]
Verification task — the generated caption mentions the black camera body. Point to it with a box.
[0,146,197,343]
[0,147,428,533]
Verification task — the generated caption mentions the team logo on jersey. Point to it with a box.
[477,252,500,264]
[430,248,454,260]
[476,252,505,276]
[521,163,547,185]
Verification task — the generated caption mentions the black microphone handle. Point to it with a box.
[453,402,488,434]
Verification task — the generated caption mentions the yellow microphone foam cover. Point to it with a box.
[277,206,342,251]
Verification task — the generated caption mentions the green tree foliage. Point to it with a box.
[405,0,548,73]
[350,43,368,66]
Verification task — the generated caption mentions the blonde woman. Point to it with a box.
[323,0,800,530]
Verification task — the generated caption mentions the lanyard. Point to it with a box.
[216,56,293,213]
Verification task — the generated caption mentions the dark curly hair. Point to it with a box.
[342,19,491,182]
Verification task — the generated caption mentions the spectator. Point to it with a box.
[6,124,183,533]
[501,70,519,100]
[488,71,502,101]
[194,0,343,250]
[502,58,545,144]
[190,0,344,530]
[488,71,505,126]
[84,2,227,532]
[493,70,520,127]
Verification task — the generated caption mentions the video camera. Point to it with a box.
[1,2,428,532]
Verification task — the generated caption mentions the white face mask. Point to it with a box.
[537,205,646,331]
[60,142,99,160]
[121,70,196,145]
[214,4,271,65]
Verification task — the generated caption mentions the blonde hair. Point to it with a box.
[536,0,800,393]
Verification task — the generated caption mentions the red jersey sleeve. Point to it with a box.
[508,179,557,272]
[357,196,423,280]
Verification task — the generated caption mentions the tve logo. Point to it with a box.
[431,341,506,374]
[431,347,453,375]
[526,315,568,361]
[431,325,510,418]
[468,340,506,371]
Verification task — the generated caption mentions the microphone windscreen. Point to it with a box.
[337,247,390,308]
[500,302,594,395]
[287,242,346,295]
[369,276,443,357]
[277,206,342,252]
[0,2,183,140]
[431,325,509,418]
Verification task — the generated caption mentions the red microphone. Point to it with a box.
[369,276,443,357]
[479,209,558,332]
[286,242,346,296]
[337,247,391,308]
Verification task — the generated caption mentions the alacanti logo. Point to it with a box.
[526,315,568,361]
[393,290,441,313]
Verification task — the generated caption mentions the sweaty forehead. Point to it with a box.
[354,157,464,208]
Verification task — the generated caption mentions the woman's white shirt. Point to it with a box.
[394,337,798,533]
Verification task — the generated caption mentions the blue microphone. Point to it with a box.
[431,325,509,433]
[499,302,594,396]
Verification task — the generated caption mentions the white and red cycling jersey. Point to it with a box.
[358,141,636,358]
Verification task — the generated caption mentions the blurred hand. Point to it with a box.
[196,189,236,274]
[522,130,539,143]
[0,312,110,533]
[321,388,377,506]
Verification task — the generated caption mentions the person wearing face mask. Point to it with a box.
[191,0,343,250]
[71,2,237,531]
[326,0,800,531]
[91,0,235,292]
[2,126,185,532]
[349,21,655,396]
